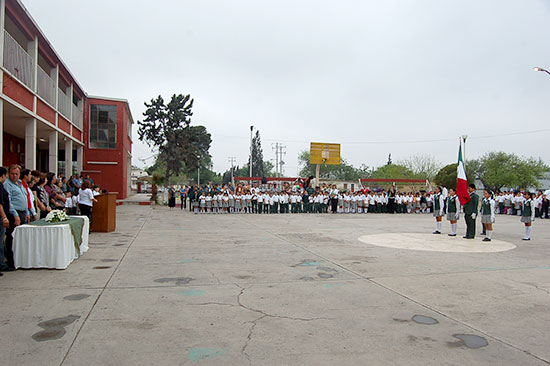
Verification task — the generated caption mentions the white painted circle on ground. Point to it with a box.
[358,233,516,253]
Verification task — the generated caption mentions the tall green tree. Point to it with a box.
[137,94,212,186]
[221,161,274,185]
[249,130,265,177]
[433,163,475,189]
[469,152,549,192]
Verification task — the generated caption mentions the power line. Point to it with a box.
[211,128,550,146]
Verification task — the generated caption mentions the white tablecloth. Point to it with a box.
[13,216,89,269]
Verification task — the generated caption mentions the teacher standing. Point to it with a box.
[79,180,97,222]
[463,184,479,239]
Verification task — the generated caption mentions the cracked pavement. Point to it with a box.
[1,205,550,365]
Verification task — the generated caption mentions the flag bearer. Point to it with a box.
[463,184,480,239]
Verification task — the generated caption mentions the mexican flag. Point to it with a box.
[456,143,470,205]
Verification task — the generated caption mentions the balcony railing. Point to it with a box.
[57,89,71,119]
[3,31,34,89]
[72,104,82,129]
[37,67,56,107]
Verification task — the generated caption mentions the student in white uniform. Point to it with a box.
[432,186,445,234]
[257,192,264,214]
[64,191,75,215]
[245,192,252,214]
[223,193,229,213]
[504,192,512,215]
[290,192,297,213]
[217,194,223,214]
[497,192,505,214]
[480,190,496,242]
[228,193,234,213]
[212,193,218,214]
[205,194,212,214]
[343,193,351,214]
[199,194,206,214]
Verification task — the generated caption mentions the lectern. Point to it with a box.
[91,193,117,232]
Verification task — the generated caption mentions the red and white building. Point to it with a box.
[0,0,133,198]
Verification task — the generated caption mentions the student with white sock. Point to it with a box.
[446,188,461,236]
[432,186,445,234]
[480,190,496,242]
[521,192,536,240]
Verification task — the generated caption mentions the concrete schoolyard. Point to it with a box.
[1,205,549,365]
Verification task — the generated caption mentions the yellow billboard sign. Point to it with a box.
[310,142,341,165]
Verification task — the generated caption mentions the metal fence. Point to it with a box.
[72,103,83,129]
[3,31,34,89]
[37,66,56,106]
[57,88,71,119]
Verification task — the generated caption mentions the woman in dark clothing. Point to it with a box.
[168,186,176,210]
[31,173,51,219]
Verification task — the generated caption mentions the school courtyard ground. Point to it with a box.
[1,203,549,366]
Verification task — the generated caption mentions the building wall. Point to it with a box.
[3,132,25,166]
[83,97,132,199]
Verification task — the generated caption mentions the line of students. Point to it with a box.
[194,190,439,215]
[494,191,548,218]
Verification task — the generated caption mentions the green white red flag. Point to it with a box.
[456,143,470,205]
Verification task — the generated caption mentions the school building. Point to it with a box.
[0,0,133,198]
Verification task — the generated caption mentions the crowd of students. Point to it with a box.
[0,165,102,275]
[182,182,444,215]
[182,181,547,242]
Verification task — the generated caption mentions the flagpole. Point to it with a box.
[461,135,468,163]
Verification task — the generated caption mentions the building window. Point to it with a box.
[90,104,117,149]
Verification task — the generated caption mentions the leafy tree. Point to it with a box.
[138,94,212,186]
[369,164,419,180]
[469,152,549,192]
[222,161,275,185]
[298,151,361,180]
[249,131,265,177]
[398,154,442,181]
[433,163,475,189]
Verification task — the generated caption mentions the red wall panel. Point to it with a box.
[3,133,25,166]
[72,128,82,141]
[3,73,34,111]
[58,115,71,135]
[36,99,56,124]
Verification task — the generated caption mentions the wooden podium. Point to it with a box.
[91,193,117,232]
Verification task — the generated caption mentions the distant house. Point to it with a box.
[131,168,151,193]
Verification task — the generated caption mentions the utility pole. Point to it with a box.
[228,156,236,184]
[271,143,286,178]
[250,125,254,178]
[278,144,286,177]
[272,143,279,177]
